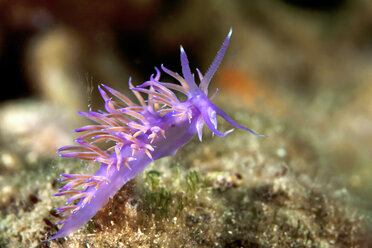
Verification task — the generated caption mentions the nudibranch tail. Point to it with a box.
[48,29,264,241]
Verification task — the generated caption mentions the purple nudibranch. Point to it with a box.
[49,29,264,240]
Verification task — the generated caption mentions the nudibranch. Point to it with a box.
[49,29,264,240]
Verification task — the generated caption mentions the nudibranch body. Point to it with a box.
[49,29,264,240]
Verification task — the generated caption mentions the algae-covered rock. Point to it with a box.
[0,104,371,247]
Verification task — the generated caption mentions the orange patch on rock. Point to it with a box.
[216,67,265,104]
[216,67,285,115]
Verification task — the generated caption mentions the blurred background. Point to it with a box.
[0,0,372,245]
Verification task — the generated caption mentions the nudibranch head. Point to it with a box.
[164,28,265,141]
[48,29,264,241]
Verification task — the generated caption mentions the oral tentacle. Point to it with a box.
[214,104,266,137]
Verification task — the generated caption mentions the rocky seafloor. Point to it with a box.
[0,98,371,248]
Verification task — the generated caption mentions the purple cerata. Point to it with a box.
[49,29,264,240]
